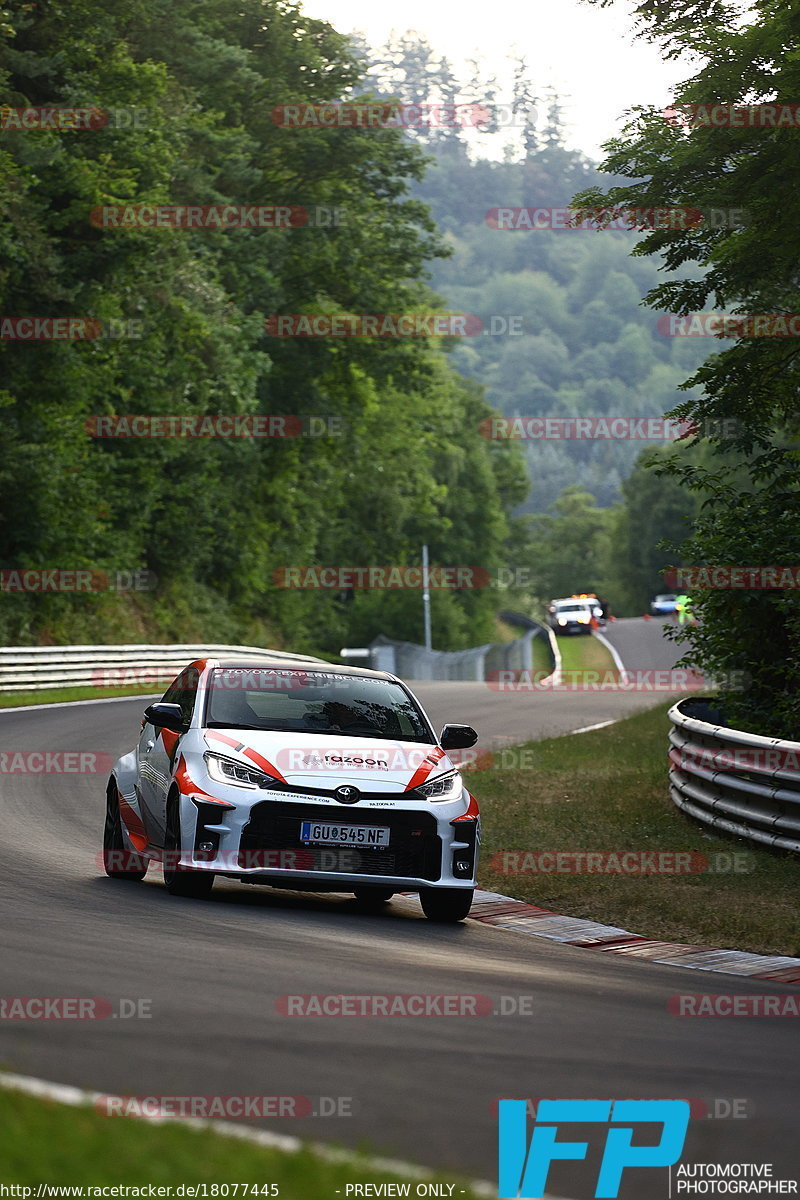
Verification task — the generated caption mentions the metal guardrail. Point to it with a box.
[367,618,551,682]
[668,697,800,853]
[0,644,326,692]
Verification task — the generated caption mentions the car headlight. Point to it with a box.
[577,614,590,623]
[204,752,281,790]
[558,617,567,625]
[415,771,463,801]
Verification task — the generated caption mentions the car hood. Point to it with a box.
[202,728,453,792]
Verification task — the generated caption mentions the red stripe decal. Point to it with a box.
[173,753,222,802]
[405,746,446,792]
[204,732,287,785]
[118,794,148,850]
[452,791,480,821]
[241,745,287,784]
[205,731,246,753]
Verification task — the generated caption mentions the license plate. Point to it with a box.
[300,821,390,847]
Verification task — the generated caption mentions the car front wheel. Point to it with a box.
[419,887,474,923]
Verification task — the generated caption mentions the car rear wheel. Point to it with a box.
[353,886,394,910]
[103,782,147,880]
[419,887,474,923]
[163,792,214,899]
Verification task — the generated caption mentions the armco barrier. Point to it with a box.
[367,618,553,682]
[0,644,325,692]
[668,697,800,853]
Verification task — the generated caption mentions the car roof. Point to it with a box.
[210,659,397,682]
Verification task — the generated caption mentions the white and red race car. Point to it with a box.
[104,659,480,921]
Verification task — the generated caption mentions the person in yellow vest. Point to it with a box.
[675,593,693,625]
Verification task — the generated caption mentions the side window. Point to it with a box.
[161,667,199,723]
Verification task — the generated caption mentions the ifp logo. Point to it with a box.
[498,1099,690,1197]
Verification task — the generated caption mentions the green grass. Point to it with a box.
[0,1089,486,1196]
[554,630,617,677]
[0,684,158,708]
[475,701,800,957]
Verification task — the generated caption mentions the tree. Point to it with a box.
[0,0,526,653]
[574,0,800,735]
[524,486,613,601]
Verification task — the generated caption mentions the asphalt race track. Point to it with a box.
[2,627,799,1198]
[598,615,687,674]
[418,617,688,749]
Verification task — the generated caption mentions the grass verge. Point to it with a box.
[0,1089,486,1196]
[0,685,157,709]
[555,630,617,677]
[474,700,800,957]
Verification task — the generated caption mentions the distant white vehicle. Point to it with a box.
[546,595,599,635]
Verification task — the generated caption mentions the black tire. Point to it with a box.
[163,792,214,899]
[419,887,474,923]
[353,886,394,910]
[103,783,147,880]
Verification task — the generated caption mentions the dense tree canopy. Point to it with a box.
[575,0,800,734]
[0,0,527,652]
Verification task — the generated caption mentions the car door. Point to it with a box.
[138,667,199,846]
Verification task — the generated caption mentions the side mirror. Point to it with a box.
[439,723,478,751]
[144,702,186,733]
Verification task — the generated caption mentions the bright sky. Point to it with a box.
[301,0,694,160]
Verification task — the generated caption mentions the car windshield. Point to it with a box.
[557,603,589,613]
[204,668,434,743]
[655,594,676,602]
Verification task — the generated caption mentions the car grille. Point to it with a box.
[240,801,442,881]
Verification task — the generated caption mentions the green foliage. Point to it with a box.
[521,485,614,602]
[351,36,711,511]
[575,0,800,735]
[0,1,527,654]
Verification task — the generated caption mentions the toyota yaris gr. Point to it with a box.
[104,659,481,921]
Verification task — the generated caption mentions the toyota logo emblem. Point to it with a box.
[334,785,361,804]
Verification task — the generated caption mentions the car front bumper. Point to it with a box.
[173,789,479,890]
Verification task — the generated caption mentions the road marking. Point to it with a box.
[567,719,619,736]
[591,629,628,682]
[538,624,562,687]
